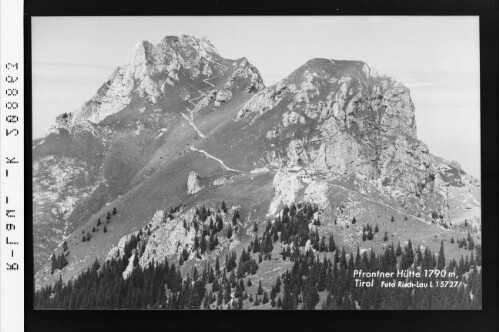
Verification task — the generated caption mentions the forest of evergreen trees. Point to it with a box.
[35,202,481,310]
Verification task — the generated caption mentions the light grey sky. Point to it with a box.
[32,16,480,178]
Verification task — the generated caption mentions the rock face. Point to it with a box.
[32,154,102,267]
[234,58,468,225]
[67,35,264,127]
[138,209,197,268]
[187,171,204,194]
[303,181,329,210]
[268,170,305,216]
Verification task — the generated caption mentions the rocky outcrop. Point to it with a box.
[268,170,305,216]
[213,176,229,186]
[138,209,197,268]
[304,181,329,210]
[225,58,265,93]
[236,82,288,121]
[187,171,204,194]
[282,111,306,127]
[105,230,140,262]
[122,252,136,279]
[214,89,232,106]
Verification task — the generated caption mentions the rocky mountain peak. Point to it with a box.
[282,58,383,87]
[64,35,260,128]
[157,34,220,59]
[235,57,428,203]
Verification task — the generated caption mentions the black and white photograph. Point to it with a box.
[30,16,483,310]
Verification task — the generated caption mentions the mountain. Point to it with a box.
[33,35,264,271]
[33,35,481,299]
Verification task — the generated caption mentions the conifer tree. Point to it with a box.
[270,285,276,300]
[275,276,281,293]
[354,246,362,270]
[340,248,347,270]
[476,245,482,266]
[262,292,269,304]
[237,296,243,309]
[215,257,221,275]
[334,249,339,265]
[50,254,56,274]
[194,236,200,251]
[226,251,237,272]
[437,240,446,270]
[468,236,475,250]
[367,228,374,241]
[112,207,117,215]
[59,253,68,270]
[233,210,240,224]
[396,241,402,256]
[178,254,184,267]
[406,239,414,266]
[236,253,246,279]
[328,233,336,252]
[411,247,420,268]
[200,235,207,254]
[212,277,220,293]
[257,280,263,295]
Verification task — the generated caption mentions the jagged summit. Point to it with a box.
[54,35,263,126]
[157,35,220,58]
[126,35,221,68]
[282,58,383,87]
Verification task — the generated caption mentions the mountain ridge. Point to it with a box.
[33,35,481,292]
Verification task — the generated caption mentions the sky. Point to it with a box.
[32,16,480,178]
